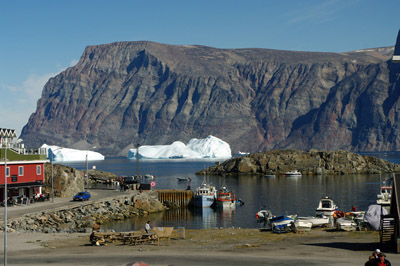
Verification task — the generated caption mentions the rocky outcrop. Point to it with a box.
[2,191,165,233]
[42,163,119,198]
[42,163,84,198]
[20,32,400,154]
[197,150,400,175]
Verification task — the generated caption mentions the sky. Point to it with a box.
[0,0,399,136]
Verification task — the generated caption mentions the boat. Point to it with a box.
[316,196,338,216]
[194,182,216,208]
[236,199,245,205]
[336,217,357,231]
[283,170,302,177]
[264,173,275,178]
[270,215,296,233]
[177,177,192,182]
[272,223,293,233]
[345,211,366,227]
[256,209,274,223]
[296,215,330,228]
[144,174,154,179]
[294,220,312,232]
[214,186,236,209]
[377,177,392,209]
[269,215,296,227]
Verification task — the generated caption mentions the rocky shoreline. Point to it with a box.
[198,149,400,176]
[1,191,166,233]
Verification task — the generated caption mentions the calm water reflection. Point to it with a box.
[63,156,395,230]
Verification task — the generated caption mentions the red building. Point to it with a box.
[0,160,46,201]
[0,128,48,203]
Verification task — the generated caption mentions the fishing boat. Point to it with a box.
[214,186,236,209]
[316,196,338,216]
[296,215,330,228]
[283,170,302,177]
[194,182,216,208]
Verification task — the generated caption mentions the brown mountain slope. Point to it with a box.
[20,37,400,155]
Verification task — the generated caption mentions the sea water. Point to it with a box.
[62,152,399,230]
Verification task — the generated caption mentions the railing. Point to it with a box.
[6,144,46,156]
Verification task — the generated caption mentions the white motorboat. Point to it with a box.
[336,217,357,231]
[297,215,330,228]
[294,220,312,232]
[194,182,216,208]
[377,177,392,209]
[283,170,302,177]
[316,196,338,216]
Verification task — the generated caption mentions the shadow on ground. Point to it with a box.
[305,242,397,253]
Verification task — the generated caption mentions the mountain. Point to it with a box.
[20,32,400,155]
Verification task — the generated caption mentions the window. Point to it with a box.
[36,165,41,175]
[6,167,10,177]
[18,166,23,176]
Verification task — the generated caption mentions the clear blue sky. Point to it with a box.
[1,0,399,135]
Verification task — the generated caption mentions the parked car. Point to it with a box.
[123,176,139,184]
[73,191,91,201]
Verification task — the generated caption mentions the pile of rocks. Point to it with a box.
[2,191,166,233]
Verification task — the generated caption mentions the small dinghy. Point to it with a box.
[177,177,192,182]
[297,214,330,228]
[294,220,312,232]
[336,217,357,231]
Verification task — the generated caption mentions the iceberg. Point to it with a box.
[41,144,105,162]
[128,135,232,159]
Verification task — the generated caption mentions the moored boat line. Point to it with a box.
[256,195,373,233]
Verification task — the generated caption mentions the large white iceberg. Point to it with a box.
[128,135,232,159]
[41,144,105,162]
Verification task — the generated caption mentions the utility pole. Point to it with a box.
[4,145,8,266]
[136,143,140,177]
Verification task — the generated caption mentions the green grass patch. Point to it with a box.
[0,149,46,161]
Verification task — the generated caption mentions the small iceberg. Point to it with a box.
[128,135,232,159]
[41,144,105,162]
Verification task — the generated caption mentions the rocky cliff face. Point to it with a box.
[21,34,400,155]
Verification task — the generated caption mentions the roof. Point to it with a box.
[0,128,17,138]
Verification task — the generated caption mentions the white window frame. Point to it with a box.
[36,165,41,175]
[6,167,10,177]
[18,166,24,176]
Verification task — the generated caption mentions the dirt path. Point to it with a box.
[1,228,399,265]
